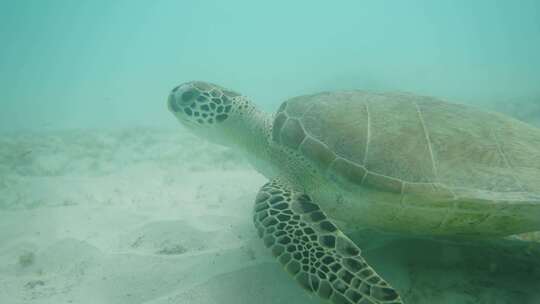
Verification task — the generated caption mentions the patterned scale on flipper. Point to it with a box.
[253,178,403,304]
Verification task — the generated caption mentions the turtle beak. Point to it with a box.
[167,93,179,113]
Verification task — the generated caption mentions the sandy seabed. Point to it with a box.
[0,126,539,304]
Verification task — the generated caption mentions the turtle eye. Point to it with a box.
[169,85,234,125]
[180,89,199,103]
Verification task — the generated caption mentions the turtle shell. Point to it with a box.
[272,91,540,206]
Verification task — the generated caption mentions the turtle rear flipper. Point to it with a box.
[253,178,403,304]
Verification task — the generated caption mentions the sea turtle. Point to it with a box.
[167,81,540,304]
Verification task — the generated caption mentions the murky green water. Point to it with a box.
[1,1,539,303]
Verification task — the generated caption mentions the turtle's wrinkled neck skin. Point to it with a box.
[168,81,275,176]
[227,105,275,175]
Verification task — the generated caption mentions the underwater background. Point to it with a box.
[1,1,540,303]
[1,0,540,131]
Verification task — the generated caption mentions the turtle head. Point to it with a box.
[168,81,255,145]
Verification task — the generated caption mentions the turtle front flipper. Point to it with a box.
[253,178,403,304]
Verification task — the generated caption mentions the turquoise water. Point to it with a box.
[1,1,540,304]
[1,0,539,131]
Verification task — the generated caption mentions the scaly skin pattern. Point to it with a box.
[167,81,406,303]
[254,178,403,304]
[168,81,540,304]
